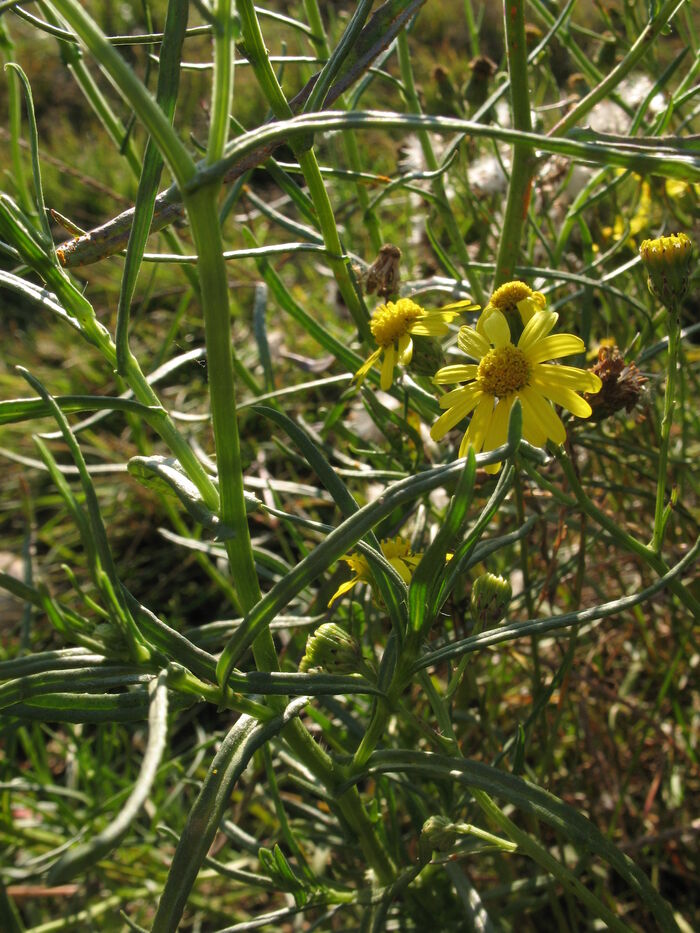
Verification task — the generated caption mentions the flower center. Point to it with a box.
[370,299,423,347]
[489,281,535,316]
[477,345,530,397]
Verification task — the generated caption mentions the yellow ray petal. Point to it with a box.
[520,387,566,444]
[354,347,382,385]
[458,326,490,360]
[518,309,558,351]
[534,363,602,392]
[328,576,360,606]
[525,334,584,364]
[482,309,511,348]
[529,374,594,417]
[431,387,483,439]
[398,333,413,364]
[410,320,450,336]
[438,383,482,409]
[518,390,548,446]
[433,364,479,385]
[380,345,396,390]
[461,395,494,455]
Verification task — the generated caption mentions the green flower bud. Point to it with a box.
[408,335,446,377]
[299,623,361,674]
[470,572,512,628]
[639,233,693,310]
[420,815,459,858]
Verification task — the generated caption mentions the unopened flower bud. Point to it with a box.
[420,815,459,858]
[639,233,692,309]
[408,335,446,376]
[471,572,512,628]
[299,623,361,674]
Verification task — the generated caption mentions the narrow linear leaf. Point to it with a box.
[116,0,189,372]
[151,698,308,933]
[358,752,678,932]
[47,670,170,883]
[3,62,52,247]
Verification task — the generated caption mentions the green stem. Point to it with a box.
[297,146,370,340]
[550,0,687,137]
[493,0,535,288]
[651,312,680,553]
[49,0,195,188]
[207,0,235,162]
[0,21,32,214]
[184,186,261,616]
[396,30,485,307]
[514,470,540,694]
[122,355,220,510]
[236,0,370,340]
[302,0,383,253]
[463,0,480,58]
[553,451,700,618]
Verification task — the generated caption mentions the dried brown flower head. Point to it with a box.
[365,244,402,299]
[585,346,647,420]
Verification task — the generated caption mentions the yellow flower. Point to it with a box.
[601,179,652,246]
[355,297,478,391]
[665,178,700,201]
[481,280,546,328]
[430,308,602,473]
[329,536,453,607]
[329,536,420,606]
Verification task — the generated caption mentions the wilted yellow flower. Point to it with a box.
[355,297,478,391]
[431,307,602,472]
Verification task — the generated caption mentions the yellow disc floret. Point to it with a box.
[489,281,545,316]
[370,299,424,348]
[476,345,530,397]
[354,295,478,391]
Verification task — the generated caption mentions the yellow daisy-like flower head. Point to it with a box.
[355,297,478,391]
[480,281,546,331]
[430,308,602,473]
[329,536,421,607]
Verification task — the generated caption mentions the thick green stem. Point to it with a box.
[184,186,261,615]
[493,0,535,288]
[207,0,235,162]
[396,31,485,306]
[651,313,680,553]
